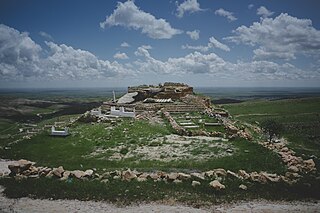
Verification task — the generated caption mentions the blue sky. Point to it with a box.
[0,0,320,87]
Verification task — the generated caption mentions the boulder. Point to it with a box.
[84,169,94,177]
[122,169,137,181]
[214,168,227,177]
[250,172,261,182]
[288,165,299,173]
[149,173,159,180]
[167,172,179,181]
[40,168,52,176]
[178,172,191,180]
[8,159,33,175]
[45,170,53,178]
[28,166,39,175]
[138,173,149,179]
[60,170,71,181]
[209,180,225,190]
[204,170,215,178]
[239,184,247,190]
[260,172,280,183]
[71,170,86,179]
[53,166,64,178]
[137,177,148,182]
[192,180,201,187]
[303,159,316,172]
[190,172,205,180]
[113,175,120,180]
[227,170,239,178]
[238,170,250,180]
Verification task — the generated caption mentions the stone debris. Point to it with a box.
[258,138,317,184]
[122,169,137,181]
[239,184,247,190]
[209,180,225,190]
[53,166,64,178]
[8,159,33,175]
[192,180,201,187]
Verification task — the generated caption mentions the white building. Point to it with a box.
[51,126,69,136]
[110,106,135,118]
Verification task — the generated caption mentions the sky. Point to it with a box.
[0,0,320,88]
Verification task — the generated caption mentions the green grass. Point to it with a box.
[2,117,285,173]
[1,175,319,205]
[223,97,320,170]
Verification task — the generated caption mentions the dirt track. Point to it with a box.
[0,185,319,213]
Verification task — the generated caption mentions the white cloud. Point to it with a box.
[114,52,129,59]
[226,13,320,60]
[182,36,230,52]
[134,46,309,81]
[214,8,237,22]
[1,24,319,84]
[209,37,230,52]
[248,4,254,9]
[0,24,42,80]
[186,30,200,40]
[0,24,132,81]
[100,0,182,39]
[257,6,274,18]
[141,45,152,50]
[120,42,130,47]
[39,31,53,40]
[44,42,131,79]
[176,0,203,18]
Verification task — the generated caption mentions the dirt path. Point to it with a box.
[0,185,319,213]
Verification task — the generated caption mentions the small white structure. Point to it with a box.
[90,108,102,116]
[110,106,135,118]
[51,126,69,136]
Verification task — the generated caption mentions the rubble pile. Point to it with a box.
[162,111,188,135]
[7,159,95,181]
[258,139,317,184]
[6,159,315,191]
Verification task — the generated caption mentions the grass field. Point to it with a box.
[223,98,320,169]
[1,117,285,173]
[1,95,319,204]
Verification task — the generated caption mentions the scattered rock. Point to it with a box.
[239,184,247,190]
[178,172,191,180]
[192,180,201,187]
[60,171,70,181]
[137,177,148,182]
[303,159,316,172]
[122,169,137,181]
[173,179,182,184]
[53,166,64,178]
[213,168,227,177]
[209,180,225,190]
[167,172,179,181]
[71,170,86,179]
[84,169,94,177]
[227,170,239,178]
[8,159,33,175]
[238,170,250,180]
[288,165,299,173]
[190,172,205,180]
[113,175,120,180]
